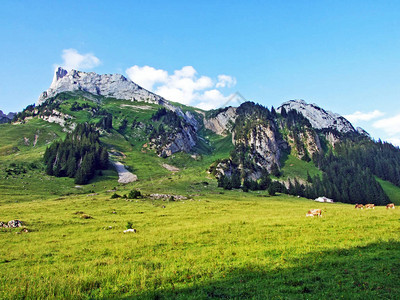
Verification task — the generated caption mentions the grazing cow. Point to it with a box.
[306,209,322,217]
[123,228,137,233]
[355,204,364,209]
[386,203,395,209]
[365,204,375,209]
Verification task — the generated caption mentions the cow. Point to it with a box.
[306,209,322,217]
[386,203,395,209]
[355,204,364,209]
[365,204,375,209]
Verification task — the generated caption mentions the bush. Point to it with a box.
[128,189,141,199]
[111,193,121,199]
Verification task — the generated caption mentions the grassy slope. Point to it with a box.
[0,95,234,202]
[377,178,400,205]
[1,192,399,299]
[0,118,120,203]
[0,118,66,162]
[280,154,322,181]
[1,95,400,298]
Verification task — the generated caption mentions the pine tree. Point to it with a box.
[66,154,77,178]
[306,171,313,183]
[218,175,225,188]
[280,107,287,118]
[259,174,271,190]
[99,148,109,169]
[74,168,87,185]
[231,170,241,189]
[268,184,276,196]
[242,179,250,192]
[223,176,232,190]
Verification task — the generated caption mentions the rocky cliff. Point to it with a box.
[204,107,237,135]
[158,125,197,157]
[277,99,356,134]
[233,122,284,173]
[38,67,166,105]
[284,127,322,159]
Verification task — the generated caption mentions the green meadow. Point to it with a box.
[1,187,400,299]
[1,97,400,299]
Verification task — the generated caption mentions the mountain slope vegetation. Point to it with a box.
[2,89,400,206]
[1,69,400,299]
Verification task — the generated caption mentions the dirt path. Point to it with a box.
[112,162,138,183]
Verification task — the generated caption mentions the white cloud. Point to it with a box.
[197,90,233,110]
[59,49,101,71]
[344,110,384,123]
[216,75,237,88]
[373,113,400,136]
[385,137,400,147]
[125,65,168,90]
[125,65,236,109]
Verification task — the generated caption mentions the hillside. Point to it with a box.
[1,68,400,299]
[1,68,400,206]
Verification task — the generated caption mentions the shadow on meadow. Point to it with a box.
[129,240,400,300]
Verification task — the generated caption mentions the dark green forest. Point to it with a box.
[216,102,397,205]
[43,123,109,184]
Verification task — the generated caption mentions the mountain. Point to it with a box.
[38,67,199,128]
[38,67,165,105]
[0,110,15,124]
[277,99,356,133]
[2,68,400,206]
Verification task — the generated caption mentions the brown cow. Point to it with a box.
[365,204,375,209]
[306,209,322,217]
[355,204,364,209]
[386,203,395,209]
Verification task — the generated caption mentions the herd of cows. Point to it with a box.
[355,203,396,210]
[306,203,396,217]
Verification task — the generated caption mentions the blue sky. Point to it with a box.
[1,1,400,145]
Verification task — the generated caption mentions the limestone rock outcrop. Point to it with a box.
[278,100,356,134]
[204,107,237,135]
[233,122,284,173]
[38,67,166,106]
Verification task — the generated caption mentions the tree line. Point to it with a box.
[214,102,394,205]
[43,123,109,184]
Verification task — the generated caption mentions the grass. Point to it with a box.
[0,119,66,163]
[377,178,400,205]
[280,154,322,180]
[1,96,400,298]
[0,192,399,299]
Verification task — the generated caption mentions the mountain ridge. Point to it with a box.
[3,68,400,206]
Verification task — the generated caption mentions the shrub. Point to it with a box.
[111,193,121,199]
[128,189,141,199]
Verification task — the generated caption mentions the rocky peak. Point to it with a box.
[38,67,166,106]
[277,99,356,134]
[37,67,198,129]
[52,67,68,85]
[0,110,15,124]
[356,127,370,137]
